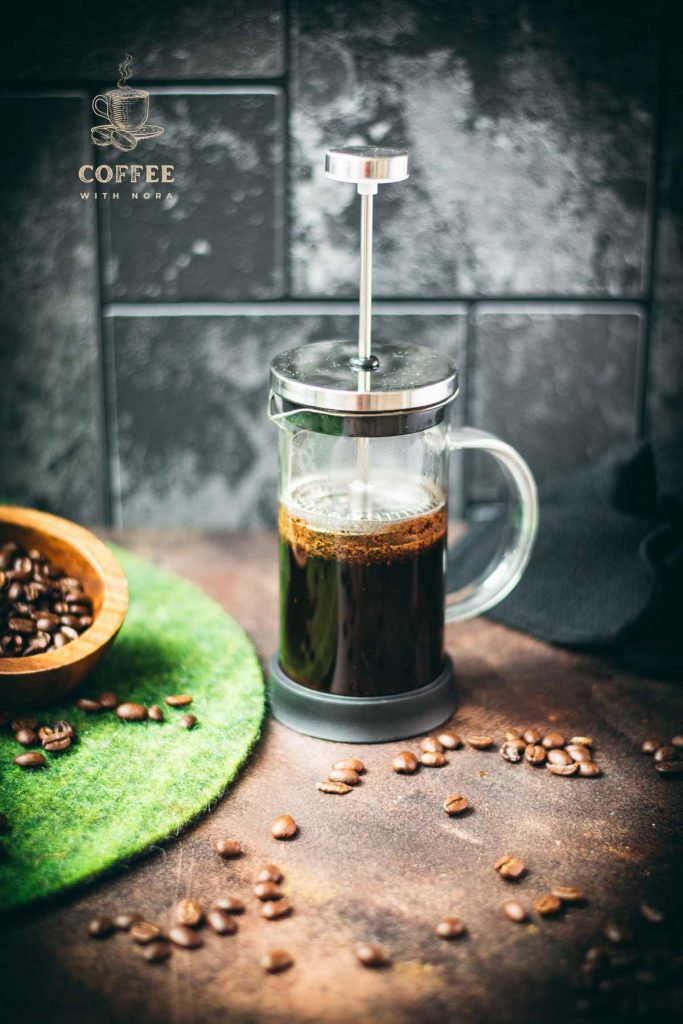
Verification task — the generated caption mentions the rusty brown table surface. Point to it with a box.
[2,530,682,1024]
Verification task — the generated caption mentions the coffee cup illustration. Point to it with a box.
[91,56,163,151]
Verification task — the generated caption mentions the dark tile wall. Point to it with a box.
[1,0,681,528]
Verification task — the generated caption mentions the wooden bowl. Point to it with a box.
[0,506,128,710]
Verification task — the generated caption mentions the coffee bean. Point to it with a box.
[435,916,467,939]
[262,949,293,973]
[148,705,164,722]
[437,731,462,750]
[59,626,79,641]
[655,761,683,776]
[256,864,283,884]
[116,702,147,721]
[207,908,238,935]
[502,900,527,922]
[420,751,446,767]
[254,881,282,901]
[578,762,601,777]
[565,745,593,763]
[317,780,353,794]
[42,734,72,753]
[465,735,493,750]
[76,698,102,713]
[641,739,660,754]
[98,691,118,709]
[640,902,665,924]
[141,940,171,963]
[671,735,683,749]
[355,943,389,967]
[214,837,242,858]
[524,744,546,766]
[550,885,584,903]
[542,732,566,749]
[494,855,526,880]
[271,815,297,840]
[114,911,144,931]
[420,736,444,753]
[569,736,594,747]
[547,748,573,766]
[654,745,677,763]
[603,921,632,945]
[179,713,197,729]
[8,617,36,635]
[504,730,523,741]
[328,768,360,786]
[535,894,563,916]
[168,925,203,949]
[443,794,469,816]
[88,915,114,938]
[262,899,292,920]
[546,762,579,776]
[15,728,38,746]
[165,694,193,707]
[332,758,365,774]
[15,751,45,768]
[392,751,419,774]
[523,727,542,744]
[131,921,163,944]
[500,739,526,762]
[174,898,203,928]
[11,717,37,732]
[41,719,74,741]
[212,896,245,914]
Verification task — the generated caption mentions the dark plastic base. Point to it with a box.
[267,655,456,743]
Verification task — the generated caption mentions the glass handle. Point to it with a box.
[445,427,539,623]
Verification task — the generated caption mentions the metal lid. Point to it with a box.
[325,146,409,186]
[270,340,458,415]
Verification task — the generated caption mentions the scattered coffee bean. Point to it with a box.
[256,865,283,884]
[502,900,527,922]
[671,735,683,749]
[332,758,365,774]
[328,768,360,786]
[15,751,46,768]
[420,736,444,753]
[113,911,144,931]
[179,713,197,730]
[551,885,584,903]
[578,762,601,777]
[465,735,493,750]
[11,717,38,733]
[262,899,292,920]
[435,916,467,939]
[130,921,164,945]
[165,694,193,707]
[213,896,245,914]
[207,908,238,935]
[262,949,293,973]
[569,736,594,747]
[75,698,102,713]
[355,943,389,967]
[500,739,526,762]
[431,735,458,757]
[524,744,546,766]
[420,750,446,767]
[653,745,677,763]
[42,733,72,754]
[603,921,632,945]
[317,780,353,794]
[141,940,171,963]
[392,751,419,774]
[39,720,74,746]
[640,902,665,924]
[168,925,203,949]
[443,794,469,816]
[547,748,573,766]
[116,702,147,722]
[14,728,38,747]
[641,739,660,754]
[495,855,526,880]
[535,894,563,917]
[98,691,118,709]
[655,761,683,776]
[88,914,114,938]
[523,727,542,744]
[565,744,593,763]
[504,729,523,741]
[148,705,164,722]
[254,881,282,901]
[271,815,297,840]
[174,898,203,928]
[214,837,242,858]
[542,732,566,749]
[546,762,580,776]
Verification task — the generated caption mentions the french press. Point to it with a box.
[268,146,538,742]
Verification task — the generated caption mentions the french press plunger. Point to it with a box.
[268,146,538,742]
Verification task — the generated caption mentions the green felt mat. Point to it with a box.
[0,546,265,912]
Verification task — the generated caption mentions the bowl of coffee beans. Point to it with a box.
[0,506,128,709]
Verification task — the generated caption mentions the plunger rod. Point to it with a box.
[358,191,374,363]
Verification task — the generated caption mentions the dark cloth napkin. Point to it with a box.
[448,438,683,679]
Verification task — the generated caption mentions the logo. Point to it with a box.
[91,54,164,152]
